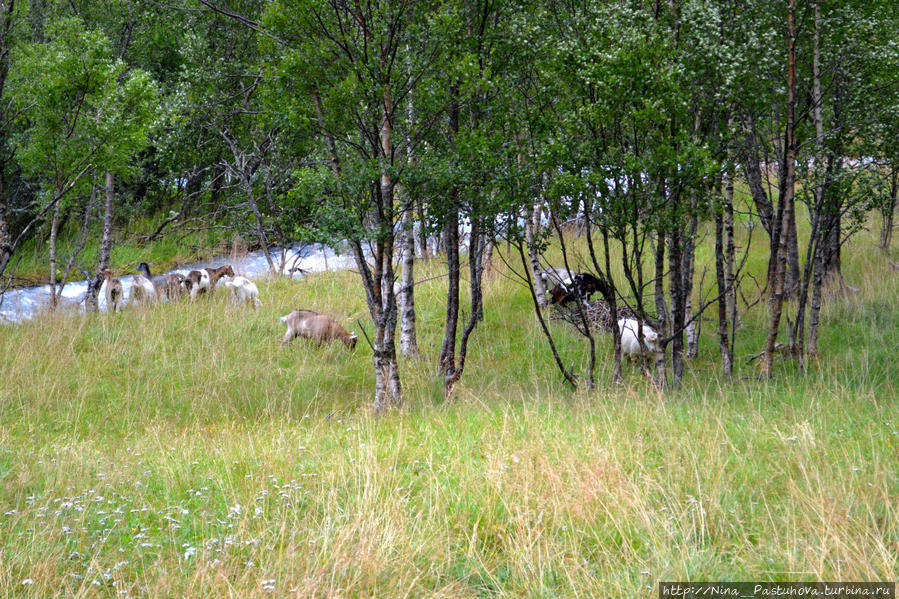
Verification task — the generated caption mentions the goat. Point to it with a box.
[183,269,211,301]
[130,272,157,306]
[101,269,124,313]
[164,273,185,301]
[223,275,261,307]
[204,264,234,295]
[548,272,607,306]
[618,318,661,357]
[280,309,357,350]
[136,262,171,300]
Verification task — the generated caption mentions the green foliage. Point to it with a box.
[5,15,157,196]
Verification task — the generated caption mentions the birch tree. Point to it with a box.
[266,0,453,409]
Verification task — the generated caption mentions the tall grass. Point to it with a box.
[0,227,896,597]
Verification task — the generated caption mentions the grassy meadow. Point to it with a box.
[0,225,897,597]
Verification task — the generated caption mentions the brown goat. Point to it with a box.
[101,269,124,313]
[280,309,358,350]
[204,264,234,294]
[163,273,185,301]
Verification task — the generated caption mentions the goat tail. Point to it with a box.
[279,314,286,323]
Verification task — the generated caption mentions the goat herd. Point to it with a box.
[100,262,259,309]
[99,262,358,350]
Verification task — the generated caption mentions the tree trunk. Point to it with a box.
[373,330,402,411]
[0,199,10,279]
[762,0,797,378]
[744,104,798,291]
[439,201,460,377]
[584,200,622,385]
[714,197,733,376]
[440,90,461,379]
[654,230,668,387]
[724,159,741,331]
[48,198,62,310]
[375,84,403,410]
[444,217,486,395]
[881,168,898,250]
[794,183,825,371]
[762,200,793,377]
[399,206,419,356]
[807,160,844,356]
[805,166,840,361]
[800,1,825,360]
[766,173,785,293]
[795,221,820,369]
[823,211,841,284]
[416,197,428,259]
[58,192,94,304]
[805,4,847,353]
[785,218,801,297]
[481,234,494,277]
[767,182,801,298]
[471,218,485,323]
[86,173,115,312]
[604,230,623,384]
[807,242,826,357]
[683,209,698,360]
[367,232,402,411]
[375,238,403,410]
[526,202,547,307]
[740,115,775,236]
[351,225,403,413]
[669,225,686,385]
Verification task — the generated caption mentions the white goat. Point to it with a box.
[130,273,157,306]
[618,318,661,357]
[224,276,261,307]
